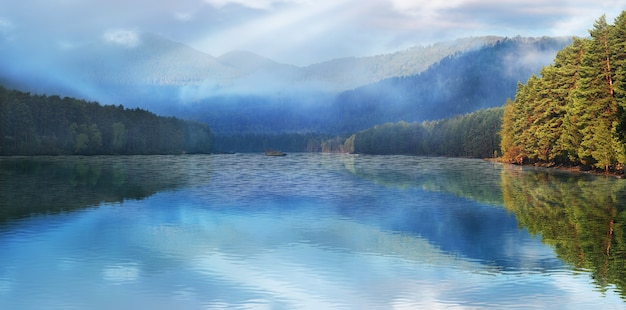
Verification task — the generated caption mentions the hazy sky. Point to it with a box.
[1,0,625,65]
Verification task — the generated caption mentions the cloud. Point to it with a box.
[203,0,309,10]
[174,11,195,21]
[0,17,15,40]
[103,29,141,48]
[1,0,626,66]
[389,0,469,17]
[192,0,354,60]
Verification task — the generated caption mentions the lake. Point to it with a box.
[0,154,625,309]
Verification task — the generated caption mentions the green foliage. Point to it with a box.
[501,166,626,297]
[500,12,626,172]
[329,37,569,134]
[0,156,214,222]
[346,108,503,158]
[0,87,214,155]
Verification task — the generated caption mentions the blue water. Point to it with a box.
[0,154,624,309]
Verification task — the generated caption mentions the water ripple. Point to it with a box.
[0,154,624,308]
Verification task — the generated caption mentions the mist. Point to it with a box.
[0,31,570,139]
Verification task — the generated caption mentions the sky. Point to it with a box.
[0,0,625,65]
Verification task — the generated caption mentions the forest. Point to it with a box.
[343,108,502,158]
[177,36,565,136]
[500,12,626,173]
[323,36,567,134]
[4,13,625,160]
[0,86,214,155]
[0,79,504,157]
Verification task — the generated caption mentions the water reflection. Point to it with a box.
[0,155,213,222]
[501,165,626,297]
[342,155,504,205]
[341,156,562,271]
[0,154,624,307]
[344,155,626,299]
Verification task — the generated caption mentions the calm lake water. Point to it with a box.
[0,153,625,309]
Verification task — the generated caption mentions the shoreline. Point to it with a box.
[486,158,625,179]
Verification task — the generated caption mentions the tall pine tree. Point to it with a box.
[573,15,618,172]
[609,11,626,167]
[501,12,626,172]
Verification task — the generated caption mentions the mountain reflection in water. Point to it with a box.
[0,154,624,308]
[0,155,213,222]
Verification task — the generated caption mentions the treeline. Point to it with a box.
[0,86,214,155]
[344,108,502,158]
[180,37,565,136]
[214,133,347,153]
[500,13,626,172]
[328,36,568,134]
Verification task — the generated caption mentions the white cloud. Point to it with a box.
[175,11,195,21]
[0,17,15,39]
[3,0,626,65]
[389,0,470,17]
[193,0,352,62]
[203,0,305,10]
[103,29,141,48]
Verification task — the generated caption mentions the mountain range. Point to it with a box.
[0,33,511,97]
[0,33,571,135]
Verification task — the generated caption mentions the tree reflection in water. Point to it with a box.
[0,155,213,222]
[501,165,626,297]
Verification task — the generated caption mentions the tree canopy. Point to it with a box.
[344,108,503,158]
[0,86,214,155]
[500,12,626,173]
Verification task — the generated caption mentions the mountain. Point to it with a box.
[218,50,294,73]
[185,36,571,135]
[300,36,505,91]
[0,33,238,104]
[0,33,510,103]
[68,33,237,86]
[324,36,572,133]
[0,33,571,137]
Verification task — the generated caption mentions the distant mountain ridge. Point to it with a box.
[0,33,571,136]
[300,36,505,91]
[0,33,519,100]
[187,36,571,135]
[324,36,572,133]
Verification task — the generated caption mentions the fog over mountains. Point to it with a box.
[1,33,504,96]
[0,33,571,135]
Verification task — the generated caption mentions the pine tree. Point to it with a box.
[609,11,626,168]
[530,65,562,162]
[555,38,586,163]
[500,12,626,171]
[500,77,541,164]
[501,87,526,163]
[573,15,619,171]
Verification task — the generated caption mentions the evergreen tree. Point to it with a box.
[610,11,626,167]
[573,16,618,171]
[555,38,586,162]
[501,12,626,172]
[0,86,214,155]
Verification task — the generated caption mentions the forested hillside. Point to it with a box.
[500,12,626,173]
[190,36,566,136]
[300,36,505,91]
[328,36,568,134]
[0,87,214,155]
[343,108,502,158]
